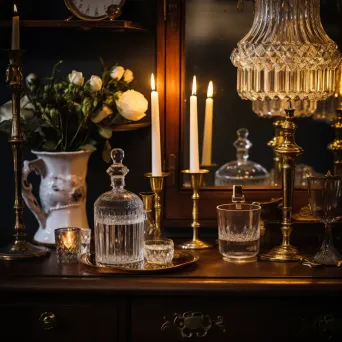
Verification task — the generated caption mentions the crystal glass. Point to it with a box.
[217,203,261,262]
[144,238,174,264]
[231,0,342,101]
[55,227,81,264]
[252,99,317,118]
[80,228,91,255]
[307,175,342,265]
[215,128,269,185]
[94,148,145,267]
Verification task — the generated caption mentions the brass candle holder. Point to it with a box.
[0,50,49,260]
[144,172,169,238]
[260,109,303,262]
[179,169,213,250]
[267,118,284,186]
[328,109,342,175]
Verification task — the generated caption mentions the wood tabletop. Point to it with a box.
[1,243,342,295]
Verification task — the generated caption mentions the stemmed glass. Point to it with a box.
[307,175,342,266]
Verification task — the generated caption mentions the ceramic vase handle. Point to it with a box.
[22,159,47,228]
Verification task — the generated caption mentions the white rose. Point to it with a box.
[123,69,134,83]
[89,75,102,92]
[115,90,148,121]
[68,70,84,87]
[0,95,34,123]
[26,73,37,88]
[110,66,125,80]
[91,106,113,124]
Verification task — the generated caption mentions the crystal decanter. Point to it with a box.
[215,128,270,185]
[94,148,145,267]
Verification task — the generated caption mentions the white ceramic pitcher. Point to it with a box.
[22,150,93,245]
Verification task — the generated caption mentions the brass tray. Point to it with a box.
[80,251,199,274]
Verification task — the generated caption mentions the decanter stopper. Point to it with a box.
[234,128,252,164]
[106,148,129,188]
[232,184,245,209]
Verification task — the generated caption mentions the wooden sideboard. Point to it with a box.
[1,243,342,341]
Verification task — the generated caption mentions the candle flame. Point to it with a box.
[192,76,197,96]
[151,73,155,91]
[62,232,74,250]
[14,4,18,14]
[207,81,213,97]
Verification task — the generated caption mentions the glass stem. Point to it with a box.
[322,223,334,251]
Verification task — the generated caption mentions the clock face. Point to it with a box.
[65,0,126,21]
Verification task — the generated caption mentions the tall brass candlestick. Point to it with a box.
[179,169,213,250]
[144,172,169,238]
[260,109,303,262]
[267,118,284,186]
[0,50,49,260]
[328,109,342,175]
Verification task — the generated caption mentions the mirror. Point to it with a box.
[182,0,340,189]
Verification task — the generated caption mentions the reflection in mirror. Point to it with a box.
[182,0,341,189]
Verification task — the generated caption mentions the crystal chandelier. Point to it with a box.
[314,64,342,123]
[231,0,342,101]
[252,99,317,118]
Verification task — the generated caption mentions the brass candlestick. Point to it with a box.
[260,109,303,262]
[0,50,49,260]
[179,169,213,250]
[328,109,342,175]
[144,172,169,238]
[268,118,284,186]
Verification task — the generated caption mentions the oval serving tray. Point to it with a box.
[80,250,199,274]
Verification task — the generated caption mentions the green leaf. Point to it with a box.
[98,126,112,139]
[102,140,112,164]
[78,144,97,152]
[42,140,56,151]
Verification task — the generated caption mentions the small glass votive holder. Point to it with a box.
[55,227,82,264]
[80,228,91,255]
[144,238,174,264]
[217,203,261,262]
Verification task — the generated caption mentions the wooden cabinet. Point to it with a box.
[1,249,342,341]
[0,300,118,341]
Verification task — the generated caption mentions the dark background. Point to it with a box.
[0,0,156,243]
[0,0,341,244]
[184,0,342,179]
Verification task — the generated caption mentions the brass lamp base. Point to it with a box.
[259,245,301,262]
[0,240,50,260]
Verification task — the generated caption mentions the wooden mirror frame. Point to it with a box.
[160,0,308,228]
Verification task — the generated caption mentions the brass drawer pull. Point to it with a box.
[161,312,225,338]
[39,312,57,330]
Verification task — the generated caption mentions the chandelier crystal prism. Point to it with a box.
[231,0,342,101]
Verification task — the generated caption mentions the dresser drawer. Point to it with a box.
[130,296,342,342]
[0,303,118,341]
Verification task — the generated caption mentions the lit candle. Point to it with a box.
[190,76,200,172]
[201,81,214,166]
[62,232,74,250]
[151,73,162,176]
[11,4,20,50]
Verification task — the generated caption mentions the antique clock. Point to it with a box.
[64,0,126,21]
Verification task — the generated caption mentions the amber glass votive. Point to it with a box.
[55,227,81,264]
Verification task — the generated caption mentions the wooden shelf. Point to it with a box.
[111,121,150,132]
[0,20,148,32]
